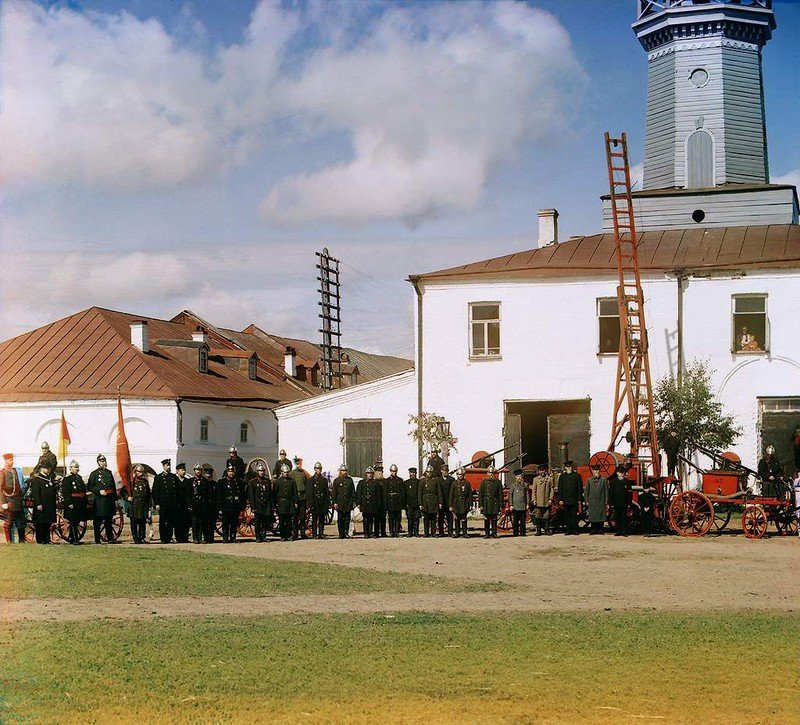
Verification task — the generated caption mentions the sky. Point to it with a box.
[1,0,798,358]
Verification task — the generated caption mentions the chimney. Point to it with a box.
[284,346,297,377]
[538,208,559,246]
[191,326,208,345]
[130,321,149,353]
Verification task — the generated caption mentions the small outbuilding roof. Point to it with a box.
[410,223,800,283]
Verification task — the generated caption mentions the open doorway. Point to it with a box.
[504,399,591,471]
[758,397,800,474]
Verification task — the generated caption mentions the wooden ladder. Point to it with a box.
[604,132,661,480]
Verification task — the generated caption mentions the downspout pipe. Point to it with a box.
[409,276,424,473]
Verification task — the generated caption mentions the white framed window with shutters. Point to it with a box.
[597,297,621,355]
[732,294,768,354]
[469,302,501,359]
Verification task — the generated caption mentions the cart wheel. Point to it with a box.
[100,508,125,542]
[607,501,641,534]
[711,507,732,535]
[668,490,714,537]
[325,505,334,526]
[237,504,256,539]
[215,513,224,538]
[742,505,767,540]
[497,509,512,533]
[774,505,798,536]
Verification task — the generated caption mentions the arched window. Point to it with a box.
[240,422,249,444]
[686,130,714,188]
[200,418,210,443]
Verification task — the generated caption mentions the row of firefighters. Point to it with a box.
[2,444,663,544]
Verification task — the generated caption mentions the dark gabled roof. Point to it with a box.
[411,224,800,283]
[0,307,309,406]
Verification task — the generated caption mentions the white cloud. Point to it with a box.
[0,0,585,226]
[772,169,800,188]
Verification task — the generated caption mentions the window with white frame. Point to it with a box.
[240,422,249,444]
[469,302,500,358]
[200,418,210,442]
[732,295,768,353]
[597,297,621,354]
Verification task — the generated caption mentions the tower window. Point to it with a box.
[689,68,709,88]
[686,130,714,188]
[692,209,706,223]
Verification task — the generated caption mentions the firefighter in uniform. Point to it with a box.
[273,464,298,541]
[383,464,406,537]
[530,463,554,536]
[201,464,217,542]
[356,467,381,538]
[757,445,783,498]
[420,467,443,537]
[272,449,293,478]
[128,464,151,544]
[30,463,57,544]
[217,464,243,543]
[247,464,273,542]
[479,466,503,538]
[404,467,421,537]
[32,442,58,480]
[438,466,454,536]
[226,446,246,480]
[308,462,330,539]
[152,459,181,543]
[1,453,25,543]
[61,460,88,544]
[174,463,191,543]
[427,450,445,477]
[332,465,355,539]
[373,463,388,537]
[290,457,309,540]
[557,460,583,535]
[88,454,117,543]
[608,464,632,537]
[188,463,212,544]
[449,467,472,538]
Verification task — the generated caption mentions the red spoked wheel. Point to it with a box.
[237,504,256,539]
[606,501,641,534]
[497,507,513,533]
[100,508,125,542]
[54,510,87,543]
[668,490,714,537]
[742,504,768,540]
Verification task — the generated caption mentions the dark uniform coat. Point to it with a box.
[227,454,246,480]
[307,474,330,510]
[439,475,454,509]
[383,476,406,512]
[30,473,57,524]
[273,475,299,516]
[61,473,88,522]
[247,477,273,515]
[608,474,632,508]
[218,477,244,514]
[356,478,381,515]
[478,477,503,516]
[449,479,473,516]
[272,457,293,478]
[557,471,583,506]
[420,477,443,515]
[88,467,117,518]
[129,478,152,519]
[188,476,213,513]
[404,477,421,509]
[152,471,182,508]
[757,456,783,481]
[332,476,355,512]
[33,450,58,479]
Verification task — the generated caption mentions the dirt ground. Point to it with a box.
[3,532,798,622]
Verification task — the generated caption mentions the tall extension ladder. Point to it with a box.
[604,132,661,481]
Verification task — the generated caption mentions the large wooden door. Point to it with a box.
[503,411,521,485]
[344,419,382,477]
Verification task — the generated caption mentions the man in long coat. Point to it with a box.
[331,465,355,539]
[404,467,421,537]
[226,446,246,480]
[273,464,298,541]
[128,464,152,544]
[373,463,388,537]
[30,463,57,544]
[438,466,455,537]
[60,460,87,544]
[272,449,293,478]
[218,464,244,543]
[383,464,406,537]
[201,464,218,542]
[557,460,583,535]
[1,453,25,543]
[608,464,633,536]
[307,463,330,539]
[530,463,554,536]
[247,463,273,542]
[152,459,181,543]
[478,466,503,538]
[88,454,117,543]
[174,463,191,543]
[32,442,58,481]
[356,467,381,538]
[420,467,443,538]
[290,458,309,540]
[508,469,529,536]
[583,463,608,535]
[449,467,472,538]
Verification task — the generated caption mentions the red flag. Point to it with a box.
[116,393,132,494]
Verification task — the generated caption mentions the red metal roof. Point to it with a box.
[411,224,800,282]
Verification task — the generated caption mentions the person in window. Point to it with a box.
[739,326,761,352]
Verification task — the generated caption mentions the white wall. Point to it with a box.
[0,398,178,475]
[275,371,417,475]
[417,268,800,470]
[179,401,278,475]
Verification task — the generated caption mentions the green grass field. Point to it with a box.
[0,546,507,599]
[1,612,797,724]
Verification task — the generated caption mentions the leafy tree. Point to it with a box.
[408,412,458,457]
[654,359,742,460]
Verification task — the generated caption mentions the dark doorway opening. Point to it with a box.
[504,399,591,470]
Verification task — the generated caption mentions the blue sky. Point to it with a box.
[1,0,798,356]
